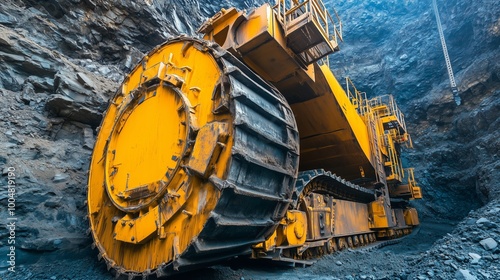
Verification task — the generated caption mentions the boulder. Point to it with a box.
[455,269,477,280]
[479,238,498,250]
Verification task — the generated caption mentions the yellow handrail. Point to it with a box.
[345,77,366,115]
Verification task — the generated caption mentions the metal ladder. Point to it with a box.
[367,110,387,188]
[432,0,461,105]
[367,109,396,227]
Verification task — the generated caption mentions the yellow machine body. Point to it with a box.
[88,0,422,277]
[201,3,373,181]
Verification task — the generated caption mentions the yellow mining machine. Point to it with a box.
[87,0,422,277]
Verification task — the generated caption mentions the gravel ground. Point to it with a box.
[0,218,458,280]
[3,201,498,280]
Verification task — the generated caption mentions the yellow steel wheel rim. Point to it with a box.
[104,85,190,212]
[88,39,227,275]
[88,37,300,278]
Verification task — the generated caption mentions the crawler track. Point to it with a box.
[259,170,413,266]
[295,169,375,204]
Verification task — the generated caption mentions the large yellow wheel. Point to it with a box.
[87,37,299,278]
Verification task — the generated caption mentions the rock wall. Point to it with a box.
[0,0,263,267]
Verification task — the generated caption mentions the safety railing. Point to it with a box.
[385,131,404,183]
[273,0,343,61]
[364,106,387,187]
[368,94,407,134]
[404,168,421,199]
[345,77,367,115]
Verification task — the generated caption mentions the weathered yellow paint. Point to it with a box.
[368,200,389,229]
[332,199,371,236]
[281,210,307,246]
[187,122,229,178]
[88,39,234,273]
[404,208,420,226]
[88,1,424,274]
[254,210,307,251]
[253,230,277,252]
[304,193,333,240]
[200,3,375,180]
[319,64,372,166]
[201,3,316,87]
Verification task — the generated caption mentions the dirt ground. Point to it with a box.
[1,219,455,280]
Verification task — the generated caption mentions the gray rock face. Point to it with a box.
[0,0,265,272]
[468,252,481,264]
[406,200,500,279]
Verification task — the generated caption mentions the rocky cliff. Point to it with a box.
[0,0,498,279]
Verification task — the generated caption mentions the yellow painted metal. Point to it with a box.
[197,1,423,263]
[304,193,333,240]
[369,95,408,138]
[404,208,420,226]
[187,122,229,178]
[84,1,425,275]
[200,3,374,180]
[88,39,234,273]
[332,199,371,236]
[201,4,312,84]
[291,66,373,180]
[407,168,422,199]
[368,200,390,229]
[253,230,278,252]
[199,2,423,197]
[273,0,342,64]
[278,210,308,246]
[300,65,373,175]
[384,131,404,183]
[253,210,307,251]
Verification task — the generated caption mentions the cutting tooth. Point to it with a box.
[91,242,96,250]
[106,260,114,271]
[155,264,166,277]
[114,267,124,279]
[86,228,92,236]
[98,252,103,261]
[142,269,151,280]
